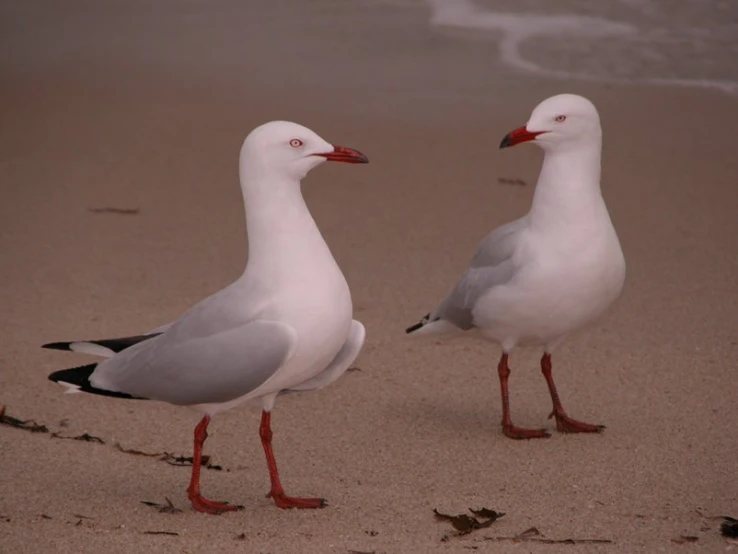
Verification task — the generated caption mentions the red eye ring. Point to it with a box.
[289,138,303,147]
[554,115,566,122]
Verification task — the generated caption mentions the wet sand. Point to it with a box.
[1,2,737,552]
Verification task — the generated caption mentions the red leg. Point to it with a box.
[186,415,244,514]
[259,410,326,509]
[541,353,605,434]
[497,354,550,439]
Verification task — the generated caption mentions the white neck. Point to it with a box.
[528,139,604,230]
[238,160,336,281]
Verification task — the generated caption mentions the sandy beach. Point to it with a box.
[2,1,737,552]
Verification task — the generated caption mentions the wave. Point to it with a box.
[425,0,738,95]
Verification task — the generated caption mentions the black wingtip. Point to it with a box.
[48,363,97,384]
[49,363,146,400]
[42,341,73,351]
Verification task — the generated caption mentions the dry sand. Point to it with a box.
[1,2,737,553]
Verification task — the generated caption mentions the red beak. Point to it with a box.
[315,145,369,164]
[499,126,544,149]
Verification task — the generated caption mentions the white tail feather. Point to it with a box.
[58,381,83,394]
[69,342,115,357]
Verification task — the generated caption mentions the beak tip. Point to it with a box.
[499,135,511,149]
[322,145,369,164]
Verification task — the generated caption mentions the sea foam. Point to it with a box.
[425,0,738,95]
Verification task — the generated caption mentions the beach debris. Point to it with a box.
[143,531,179,536]
[114,443,224,471]
[721,516,738,538]
[113,443,163,457]
[497,177,528,186]
[0,405,224,470]
[51,432,105,444]
[347,366,362,372]
[433,507,505,538]
[141,498,182,514]
[483,526,613,545]
[74,432,104,443]
[87,207,140,215]
[234,533,247,540]
[39,514,53,520]
[695,509,738,540]
[1,407,102,443]
[1,408,105,443]
[1,407,107,444]
[671,535,699,544]
[0,407,49,433]
[469,507,503,519]
[164,454,222,471]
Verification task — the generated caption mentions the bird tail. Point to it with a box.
[48,363,146,400]
[406,313,461,336]
[406,312,439,334]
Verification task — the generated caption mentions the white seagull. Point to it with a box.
[46,121,369,513]
[406,94,625,439]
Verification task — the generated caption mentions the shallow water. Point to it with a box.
[2,0,735,132]
[398,0,738,94]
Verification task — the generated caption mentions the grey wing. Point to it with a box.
[146,321,174,335]
[89,319,298,406]
[281,320,365,394]
[142,281,256,338]
[430,217,526,329]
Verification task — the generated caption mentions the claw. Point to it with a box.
[553,413,605,434]
[189,495,245,515]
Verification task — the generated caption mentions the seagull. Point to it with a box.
[406,94,625,440]
[45,121,369,513]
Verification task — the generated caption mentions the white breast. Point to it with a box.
[475,221,625,350]
[257,261,353,393]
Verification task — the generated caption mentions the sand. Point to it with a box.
[1,2,737,553]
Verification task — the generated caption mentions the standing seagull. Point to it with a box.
[406,94,625,439]
[46,121,369,513]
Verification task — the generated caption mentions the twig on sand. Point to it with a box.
[0,405,225,470]
[671,535,698,544]
[141,498,182,515]
[0,406,49,433]
[1,407,103,443]
[483,526,613,545]
[51,432,105,443]
[114,443,224,471]
[497,177,528,186]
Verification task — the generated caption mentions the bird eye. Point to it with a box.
[289,138,304,147]
[554,115,566,122]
